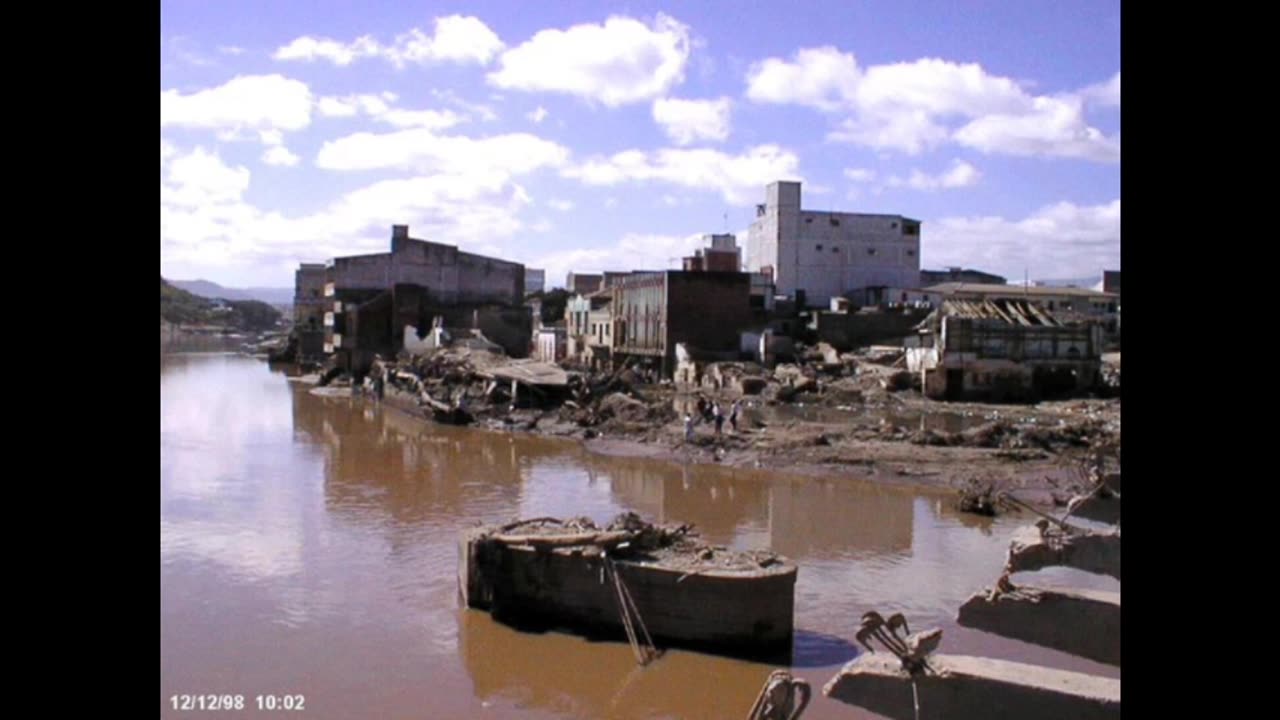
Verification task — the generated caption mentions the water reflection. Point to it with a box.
[163,354,1118,720]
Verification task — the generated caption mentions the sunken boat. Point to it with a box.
[458,513,798,660]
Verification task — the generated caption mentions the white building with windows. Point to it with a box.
[746,181,922,307]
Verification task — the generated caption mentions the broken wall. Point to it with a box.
[813,309,930,351]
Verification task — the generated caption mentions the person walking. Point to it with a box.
[713,402,724,435]
[370,354,387,401]
[684,413,695,443]
[730,399,742,433]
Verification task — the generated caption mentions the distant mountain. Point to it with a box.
[1030,275,1102,289]
[170,279,293,305]
[161,277,284,331]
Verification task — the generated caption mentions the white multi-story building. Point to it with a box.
[746,181,922,307]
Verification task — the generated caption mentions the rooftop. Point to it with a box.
[925,282,1117,300]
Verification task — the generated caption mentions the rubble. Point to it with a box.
[957,582,1120,666]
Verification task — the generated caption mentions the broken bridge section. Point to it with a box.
[823,653,1120,720]
[957,585,1120,666]
[1005,525,1121,580]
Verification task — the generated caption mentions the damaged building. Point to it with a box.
[308,225,529,373]
[293,263,328,360]
[746,180,922,308]
[611,270,754,376]
[906,299,1103,402]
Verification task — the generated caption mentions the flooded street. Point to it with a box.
[161,353,1118,719]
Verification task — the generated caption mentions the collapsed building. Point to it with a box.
[302,225,529,374]
[906,299,1103,402]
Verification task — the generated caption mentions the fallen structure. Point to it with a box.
[1066,492,1121,526]
[458,514,797,660]
[1006,523,1121,580]
[823,652,1120,720]
[906,299,1104,402]
[957,580,1120,666]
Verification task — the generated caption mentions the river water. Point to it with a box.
[161,353,1119,719]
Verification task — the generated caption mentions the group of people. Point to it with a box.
[684,396,743,442]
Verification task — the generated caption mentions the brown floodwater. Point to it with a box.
[161,354,1119,719]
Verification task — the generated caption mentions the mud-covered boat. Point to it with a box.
[458,513,798,659]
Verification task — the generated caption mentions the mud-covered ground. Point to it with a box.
[313,345,1120,506]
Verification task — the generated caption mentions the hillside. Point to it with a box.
[170,279,294,305]
[161,277,284,331]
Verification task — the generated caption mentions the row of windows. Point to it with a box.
[813,245,915,257]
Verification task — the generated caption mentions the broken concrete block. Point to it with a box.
[1006,526,1120,581]
[1066,493,1120,526]
[958,585,1120,666]
[824,653,1120,720]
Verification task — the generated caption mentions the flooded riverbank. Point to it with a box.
[161,353,1118,719]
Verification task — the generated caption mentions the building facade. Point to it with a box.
[303,225,526,369]
[293,263,328,359]
[566,272,603,295]
[611,270,753,375]
[524,268,546,296]
[747,181,921,307]
[906,299,1103,402]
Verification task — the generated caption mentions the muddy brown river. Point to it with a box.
[161,353,1119,719]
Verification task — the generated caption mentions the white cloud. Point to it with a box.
[316,128,571,179]
[161,75,313,140]
[161,147,251,208]
[925,200,1120,280]
[527,106,548,123]
[652,97,731,144]
[745,46,859,111]
[563,144,800,204]
[273,15,503,68]
[843,168,876,183]
[218,45,245,56]
[378,108,464,130]
[262,146,300,167]
[888,159,981,190]
[530,219,553,233]
[487,14,690,107]
[547,199,574,212]
[161,139,176,166]
[745,47,1117,161]
[432,89,499,122]
[1081,72,1120,108]
[316,94,464,130]
[535,232,707,285]
[953,96,1119,162]
[162,145,537,284]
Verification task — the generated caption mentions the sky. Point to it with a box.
[160,0,1120,290]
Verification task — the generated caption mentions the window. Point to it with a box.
[906,249,915,257]
[816,244,823,251]
[832,247,839,253]
[891,222,898,229]
[829,218,840,227]
[903,222,919,236]
[804,217,813,224]
[867,248,877,255]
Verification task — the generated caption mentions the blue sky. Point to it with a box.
[160,1,1120,289]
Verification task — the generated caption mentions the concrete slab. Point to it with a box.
[958,585,1120,666]
[1066,493,1120,525]
[1006,525,1120,580]
[824,653,1120,720]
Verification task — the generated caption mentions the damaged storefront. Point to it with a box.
[906,299,1102,402]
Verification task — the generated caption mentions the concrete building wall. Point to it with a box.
[567,273,603,295]
[667,272,752,359]
[524,268,546,295]
[748,181,920,307]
